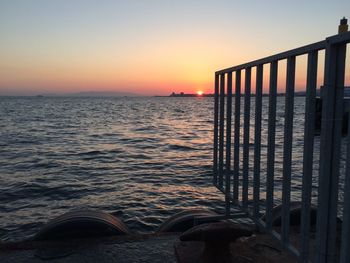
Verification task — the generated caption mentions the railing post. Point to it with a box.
[213,74,219,185]
[219,74,226,189]
[253,64,263,220]
[233,70,241,202]
[341,104,350,263]
[281,56,296,245]
[315,37,346,263]
[243,67,251,210]
[225,72,233,216]
[299,51,318,263]
[266,60,278,231]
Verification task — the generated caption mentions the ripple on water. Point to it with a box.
[0,96,336,242]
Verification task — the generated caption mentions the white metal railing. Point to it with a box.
[213,30,350,262]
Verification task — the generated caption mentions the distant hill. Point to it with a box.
[70,91,139,97]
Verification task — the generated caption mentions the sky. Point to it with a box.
[0,0,349,96]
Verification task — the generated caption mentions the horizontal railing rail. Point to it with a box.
[213,30,350,263]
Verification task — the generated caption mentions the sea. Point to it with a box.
[0,96,347,242]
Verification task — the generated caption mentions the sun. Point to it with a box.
[197,90,204,96]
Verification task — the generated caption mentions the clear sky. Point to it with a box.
[0,0,349,95]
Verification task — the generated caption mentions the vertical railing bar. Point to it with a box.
[225,72,233,217]
[340,104,350,263]
[219,74,226,189]
[213,74,219,185]
[299,51,318,263]
[315,42,337,263]
[253,64,263,220]
[266,60,278,231]
[243,67,252,210]
[281,56,296,245]
[234,70,241,201]
[326,41,346,263]
[315,40,346,263]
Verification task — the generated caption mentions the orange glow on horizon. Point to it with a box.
[197,90,203,96]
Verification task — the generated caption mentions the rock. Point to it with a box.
[180,222,253,243]
[179,222,253,263]
[261,201,318,227]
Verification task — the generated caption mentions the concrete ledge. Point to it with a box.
[0,234,178,263]
[0,229,304,262]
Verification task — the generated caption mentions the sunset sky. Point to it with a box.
[1,0,349,96]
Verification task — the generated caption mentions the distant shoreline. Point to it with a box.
[155,92,309,97]
[0,92,312,98]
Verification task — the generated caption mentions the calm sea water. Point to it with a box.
[0,96,222,241]
[0,96,346,242]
